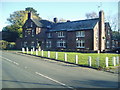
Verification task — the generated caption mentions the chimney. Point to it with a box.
[67,20,70,22]
[99,10,105,52]
[53,17,58,23]
[28,12,32,19]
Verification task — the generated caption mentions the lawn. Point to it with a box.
[23,50,120,69]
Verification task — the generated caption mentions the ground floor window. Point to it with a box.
[57,40,66,48]
[46,40,51,48]
[24,42,27,47]
[31,41,35,48]
[106,41,110,48]
[76,40,85,48]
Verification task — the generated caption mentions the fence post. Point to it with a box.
[116,56,119,65]
[97,50,100,54]
[105,57,109,67]
[112,57,116,66]
[33,47,35,52]
[64,53,67,62]
[41,50,43,57]
[31,49,33,55]
[88,56,92,67]
[26,47,28,54]
[48,51,50,58]
[22,48,25,53]
[96,57,99,67]
[38,47,41,51]
[55,52,58,59]
[36,49,38,56]
[75,55,78,64]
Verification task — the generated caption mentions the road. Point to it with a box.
[1,51,118,89]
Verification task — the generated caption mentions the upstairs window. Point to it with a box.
[31,22,33,27]
[47,33,52,38]
[76,31,85,37]
[58,32,64,37]
[25,30,27,37]
[76,40,85,48]
[32,29,34,37]
[36,27,41,34]
[107,30,110,36]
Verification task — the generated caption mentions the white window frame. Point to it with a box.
[24,42,27,47]
[46,40,52,48]
[57,40,66,48]
[31,22,33,27]
[76,40,85,48]
[106,41,110,48]
[76,31,85,37]
[58,32,64,37]
[31,41,35,48]
[25,30,27,37]
[32,29,34,37]
[47,33,52,38]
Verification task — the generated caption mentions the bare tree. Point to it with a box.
[85,12,98,19]
[105,13,118,31]
[58,18,67,22]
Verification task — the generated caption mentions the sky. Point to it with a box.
[0,0,119,31]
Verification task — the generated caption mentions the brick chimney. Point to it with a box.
[99,10,105,52]
[53,17,58,23]
[28,12,32,19]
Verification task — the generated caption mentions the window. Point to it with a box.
[32,30,34,37]
[76,31,85,37]
[108,30,110,35]
[57,40,66,48]
[31,41,35,48]
[58,32,64,37]
[24,42,27,47]
[25,30,27,37]
[36,27,41,34]
[76,40,85,48]
[31,22,33,27]
[46,40,52,48]
[47,33,52,38]
[106,41,110,48]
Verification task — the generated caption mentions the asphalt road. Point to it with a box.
[1,51,118,89]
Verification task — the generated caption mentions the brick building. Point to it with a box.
[16,11,112,52]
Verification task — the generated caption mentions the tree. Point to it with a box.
[85,11,98,19]
[25,7,41,20]
[112,31,120,41]
[2,25,19,42]
[3,7,41,42]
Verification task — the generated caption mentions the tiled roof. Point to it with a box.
[32,18,54,28]
[49,18,99,31]
[32,18,99,31]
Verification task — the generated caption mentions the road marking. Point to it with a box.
[35,72,75,90]
[0,56,19,66]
